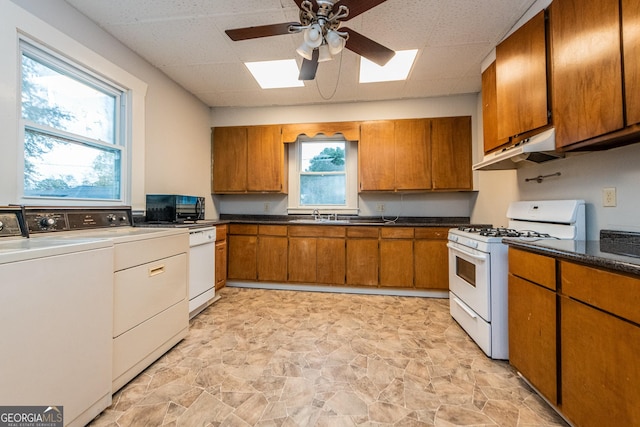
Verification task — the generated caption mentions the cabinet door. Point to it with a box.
[414,239,448,289]
[288,237,317,283]
[257,236,288,281]
[482,62,510,153]
[317,238,345,285]
[430,117,472,190]
[359,121,395,191]
[212,126,247,193]
[394,119,431,191]
[346,238,378,286]
[623,0,640,126]
[550,0,623,148]
[496,10,548,140]
[227,234,257,280]
[215,240,227,290]
[508,274,557,404]
[379,239,413,287]
[247,125,285,192]
[561,296,640,427]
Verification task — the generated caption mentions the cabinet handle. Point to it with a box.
[149,265,165,277]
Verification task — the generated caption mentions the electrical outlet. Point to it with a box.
[263,202,270,212]
[603,187,617,207]
[376,203,385,212]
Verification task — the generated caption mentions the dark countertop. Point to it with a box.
[217,214,486,228]
[503,230,640,276]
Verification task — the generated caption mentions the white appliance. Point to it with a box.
[447,199,586,359]
[188,226,216,318]
[0,207,113,427]
[23,207,190,393]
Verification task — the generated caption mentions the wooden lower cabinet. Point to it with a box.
[215,224,227,290]
[316,238,345,285]
[561,296,640,427]
[414,228,448,289]
[508,273,557,404]
[508,248,640,426]
[379,228,414,288]
[257,225,287,282]
[227,234,257,280]
[288,237,317,283]
[346,227,379,286]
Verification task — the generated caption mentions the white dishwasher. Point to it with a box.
[188,226,216,318]
[0,207,113,427]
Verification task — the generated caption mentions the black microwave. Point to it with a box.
[146,194,205,222]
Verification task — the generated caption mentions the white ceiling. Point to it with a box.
[63,0,537,108]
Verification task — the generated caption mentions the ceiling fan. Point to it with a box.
[225,0,395,80]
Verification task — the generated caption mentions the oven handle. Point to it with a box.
[452,296,478,319]
[446,243,488,261]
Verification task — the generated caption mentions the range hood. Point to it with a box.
[473,128,563,170]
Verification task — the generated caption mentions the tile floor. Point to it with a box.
[90,287,568,426]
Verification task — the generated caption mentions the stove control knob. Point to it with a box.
[120,216,128,222]
[40,217,56,228]
[107,214,117,222]
[450,235,458,242]
[468,240,478,248]
[0,220,4,231]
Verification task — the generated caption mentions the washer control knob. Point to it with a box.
[40,217,56,228]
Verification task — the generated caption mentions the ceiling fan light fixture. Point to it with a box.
[318,44,332,62]
[304,24,323,47]
[296,42,315,60]
[326,29,346,55]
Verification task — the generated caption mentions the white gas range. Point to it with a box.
[447,199,586,359]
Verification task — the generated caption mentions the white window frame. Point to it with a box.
[19,38,128,203]
[287,136,359,215]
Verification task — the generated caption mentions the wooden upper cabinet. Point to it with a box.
[431,116,472,190]
[496,10,549,141]
[482,62,510,153]
[394,119,431,191]
[550,0,624,149]
[623,0,640,126]
[247,125,286,192]
[359,120,396,191]
[212,125,286,194]
[212,126,247,193]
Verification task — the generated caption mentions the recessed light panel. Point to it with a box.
[245,59,305,89]
[359,49,418,83]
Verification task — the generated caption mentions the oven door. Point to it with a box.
[447,240,491,321]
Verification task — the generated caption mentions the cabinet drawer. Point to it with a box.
[380,227,414,239]
[415,228,449,239]
[113,253,187,337]
[288,225,345,238]
[259,224,287,236]
[508,248,556,290]
[347,227,379,238]
[229,224,258,235]
[114,233,188,271]
[561,261,640,324]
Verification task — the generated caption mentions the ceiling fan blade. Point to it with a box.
[225,22,299,41]
[341,27,395,66]
[299,49,319,80]
[332,0,387,20]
